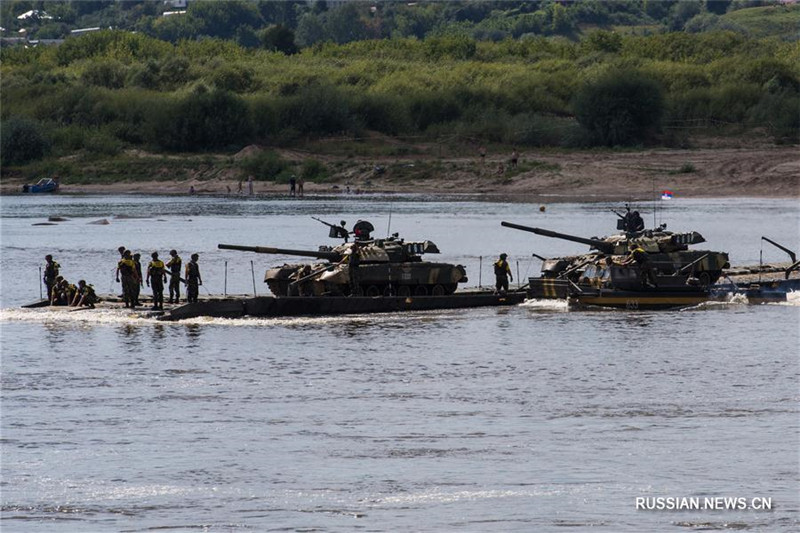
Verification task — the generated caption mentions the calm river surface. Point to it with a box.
[1,194,798,532]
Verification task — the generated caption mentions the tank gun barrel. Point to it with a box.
[500,221,615,254]
[218,244,341,261]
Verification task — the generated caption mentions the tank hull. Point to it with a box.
[265,262,466,297]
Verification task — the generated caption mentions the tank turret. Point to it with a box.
[502,219,729,287]
[219,219,467,297]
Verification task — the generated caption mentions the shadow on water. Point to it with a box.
[44,322,67,349]
[184,323,203,348]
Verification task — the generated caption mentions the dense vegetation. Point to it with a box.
[1,1,798,178]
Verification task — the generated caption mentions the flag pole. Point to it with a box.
[652,176,657,229]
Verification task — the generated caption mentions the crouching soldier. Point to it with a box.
[71,280,98,308]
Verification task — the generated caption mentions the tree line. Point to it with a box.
[2,28,798,167]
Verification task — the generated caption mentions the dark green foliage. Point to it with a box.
[749,90,800,144]
[300,159,327,181]
[581,31,623,54]
[1,20,797,167]
[424,35,477,60]
[1,117,50,165]
[54,30,170,66]
[295,13,325,48]
[325,3,369,44]
[668,1,704,31]
[240,150,289,180]
[351,93,410,135]
[261,24,298,55]
[209,65,254,93]
[150,13,202,43]
[276,84,354,137]
[81,59,127,89]
[573,70,665,146]
[187,0,263,40]
[152,88,252,151]
[235,25,261,49]
[406,92,464,132]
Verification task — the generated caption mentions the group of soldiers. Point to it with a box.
[42,249,203,311]
[44,255,97,308]
[116,247,202,309]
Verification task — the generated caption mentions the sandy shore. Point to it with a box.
[3,146,798,201]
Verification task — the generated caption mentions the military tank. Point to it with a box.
[501,220,730,289]
[219,220,468,297]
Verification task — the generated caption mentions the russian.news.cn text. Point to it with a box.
[636,496,773,511]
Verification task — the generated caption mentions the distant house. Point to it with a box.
[163,11,187,17]
[17,10,53,21]
[164,0,189,8]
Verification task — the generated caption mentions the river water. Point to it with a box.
[1,194,798,532]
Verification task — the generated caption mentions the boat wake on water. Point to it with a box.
[519,298,570,312]
[0,306,488,328]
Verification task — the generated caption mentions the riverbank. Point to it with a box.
[3,144,798,201]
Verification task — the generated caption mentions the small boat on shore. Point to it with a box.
[22,178,59,193]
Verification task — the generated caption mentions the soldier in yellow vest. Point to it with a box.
[622,242,658,288]
[146,251,168,310]
[71,280,98,308]
[166,249,182,304]
[494,253,513,294]
[116,250,140,308]
[185,253,202,303]
[43,255,60,301]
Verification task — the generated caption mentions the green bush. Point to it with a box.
[351,93,410,135]
[240,150,289,180]
[81,59,127,89]
[275,83,354,136]
[573,70,665,146]
[84,131,122,156]
[749,90,800,144]
[1,117,50,165]
[151,87,252,151]
[424,35,477,60]
[300,159,327,181]
[208,64,255,93]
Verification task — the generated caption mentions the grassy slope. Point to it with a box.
[721,4,800,39]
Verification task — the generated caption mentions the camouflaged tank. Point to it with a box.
[219,220,468,297]
[501,220,730,287]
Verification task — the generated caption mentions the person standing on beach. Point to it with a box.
[298,176,304,197]
[43,255,60,301]
[510,148,519,169]
[289,175,296,197]
[185,254,202,303]
[166,250,182,304]
[147,252,167,310]
[247,175,254,195]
